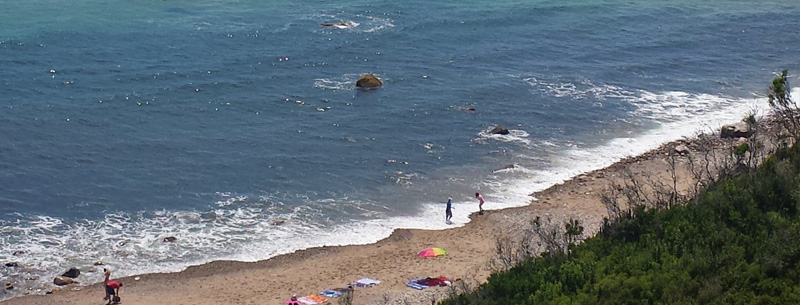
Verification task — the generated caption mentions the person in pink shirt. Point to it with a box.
[475,192,485,214]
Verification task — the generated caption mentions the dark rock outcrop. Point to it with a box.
[355,73,382,88]
[489,125,510,135]
[163,236,177,243]
[61,267,80,278]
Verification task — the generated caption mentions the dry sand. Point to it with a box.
[1,135,742,305]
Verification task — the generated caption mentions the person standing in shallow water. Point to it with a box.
[476,192,485,214]
[445,197,453,223]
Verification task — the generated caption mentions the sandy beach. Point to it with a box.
[2,132,742,305]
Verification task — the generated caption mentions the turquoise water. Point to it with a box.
[1,0,799,299]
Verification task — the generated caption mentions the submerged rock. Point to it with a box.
[270,219,286,226]
[200,211,217,221]
[163,236,177,243]
[319,21,357,29]
[489,125,510,135]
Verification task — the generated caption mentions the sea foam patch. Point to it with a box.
[522,76,636,100]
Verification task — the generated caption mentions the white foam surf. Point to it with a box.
[481,87,796,215]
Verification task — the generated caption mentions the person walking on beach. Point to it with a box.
[476,192,485,214]
[445,197,453,223]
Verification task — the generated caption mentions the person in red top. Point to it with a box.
[103,268,123,305]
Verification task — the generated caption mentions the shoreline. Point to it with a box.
[1,127,734,305]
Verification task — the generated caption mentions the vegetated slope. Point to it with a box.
[442,142,800,305]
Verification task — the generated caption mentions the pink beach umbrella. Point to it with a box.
[417,247,447,258]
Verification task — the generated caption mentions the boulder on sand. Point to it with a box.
[720,122,754,139]
[53,276,78,286]
[356,73,382,89]
[674,144,690,155]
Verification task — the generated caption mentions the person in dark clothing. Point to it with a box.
[445,197,454,223]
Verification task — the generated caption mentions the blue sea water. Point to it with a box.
[1,0,799,299]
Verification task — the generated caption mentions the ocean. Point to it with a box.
[1,0,799,299]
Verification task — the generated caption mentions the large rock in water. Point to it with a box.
[61,267,80,278]
[355,73,382,88]
[53,276,78,286]
[489,125,510,135]
[720,122,754,139]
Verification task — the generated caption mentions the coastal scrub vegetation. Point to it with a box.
[440,71,799,305]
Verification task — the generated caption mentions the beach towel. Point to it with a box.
[321,290,343,298]
[296,297,316,305]
[297,294,328,305]
[406,279,429,290]
[417,277,449,287]
[407,276,453,289]
[352,277,381,287]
